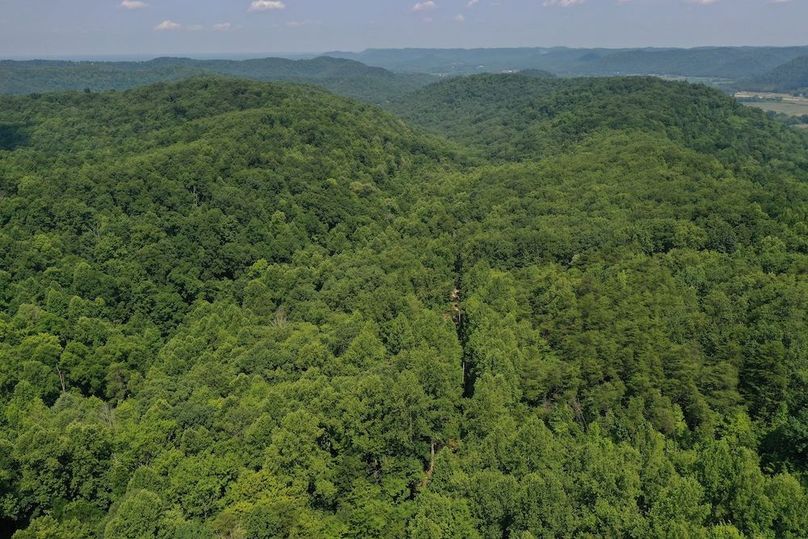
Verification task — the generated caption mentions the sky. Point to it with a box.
[0,0,806,58]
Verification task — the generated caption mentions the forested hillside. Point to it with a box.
[0,75,806,538]
[571,47,808,78]
[6,46,808,101]
[0,57,436,104]
[739,56,808,94]
[391,74,808,164]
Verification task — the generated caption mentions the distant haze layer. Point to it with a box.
[1,0,807,57]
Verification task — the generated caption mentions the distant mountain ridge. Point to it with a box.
[326,46,808,79]
[0,56,437,103]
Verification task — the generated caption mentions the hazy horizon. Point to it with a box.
[5,44,808,64]
[1,0,807,58]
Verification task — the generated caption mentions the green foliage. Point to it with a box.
[1,73,807,537]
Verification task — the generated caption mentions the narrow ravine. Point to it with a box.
[452,253,475,399]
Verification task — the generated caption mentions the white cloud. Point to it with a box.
[543,0,585,6]
[248,0,286,11]
[466,0,479,6]
[120,0,147,9]
[154,20,181,31]
[454,14,465,22]
[213,22,233,31]
[412,1,436,12]
[286,20,320,27]
[686,0,719,4]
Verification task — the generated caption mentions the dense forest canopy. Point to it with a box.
[0,72,806,538]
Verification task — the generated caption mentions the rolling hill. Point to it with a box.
[390,73,808,166]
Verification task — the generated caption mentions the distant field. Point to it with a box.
[745,101,808,116]
[659,75,733,87]
[735,91,808,117]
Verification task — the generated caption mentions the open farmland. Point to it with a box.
[735,91,808,117]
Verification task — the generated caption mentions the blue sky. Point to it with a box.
[0,0,806,58]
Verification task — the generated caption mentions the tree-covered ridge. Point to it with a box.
[0,57,437,104]
[0,76,807,537]
[570,46,808,78]
[0,77,455,163]
[392,73,808,166]
[328,46,808,78]
[0,77,460,335]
